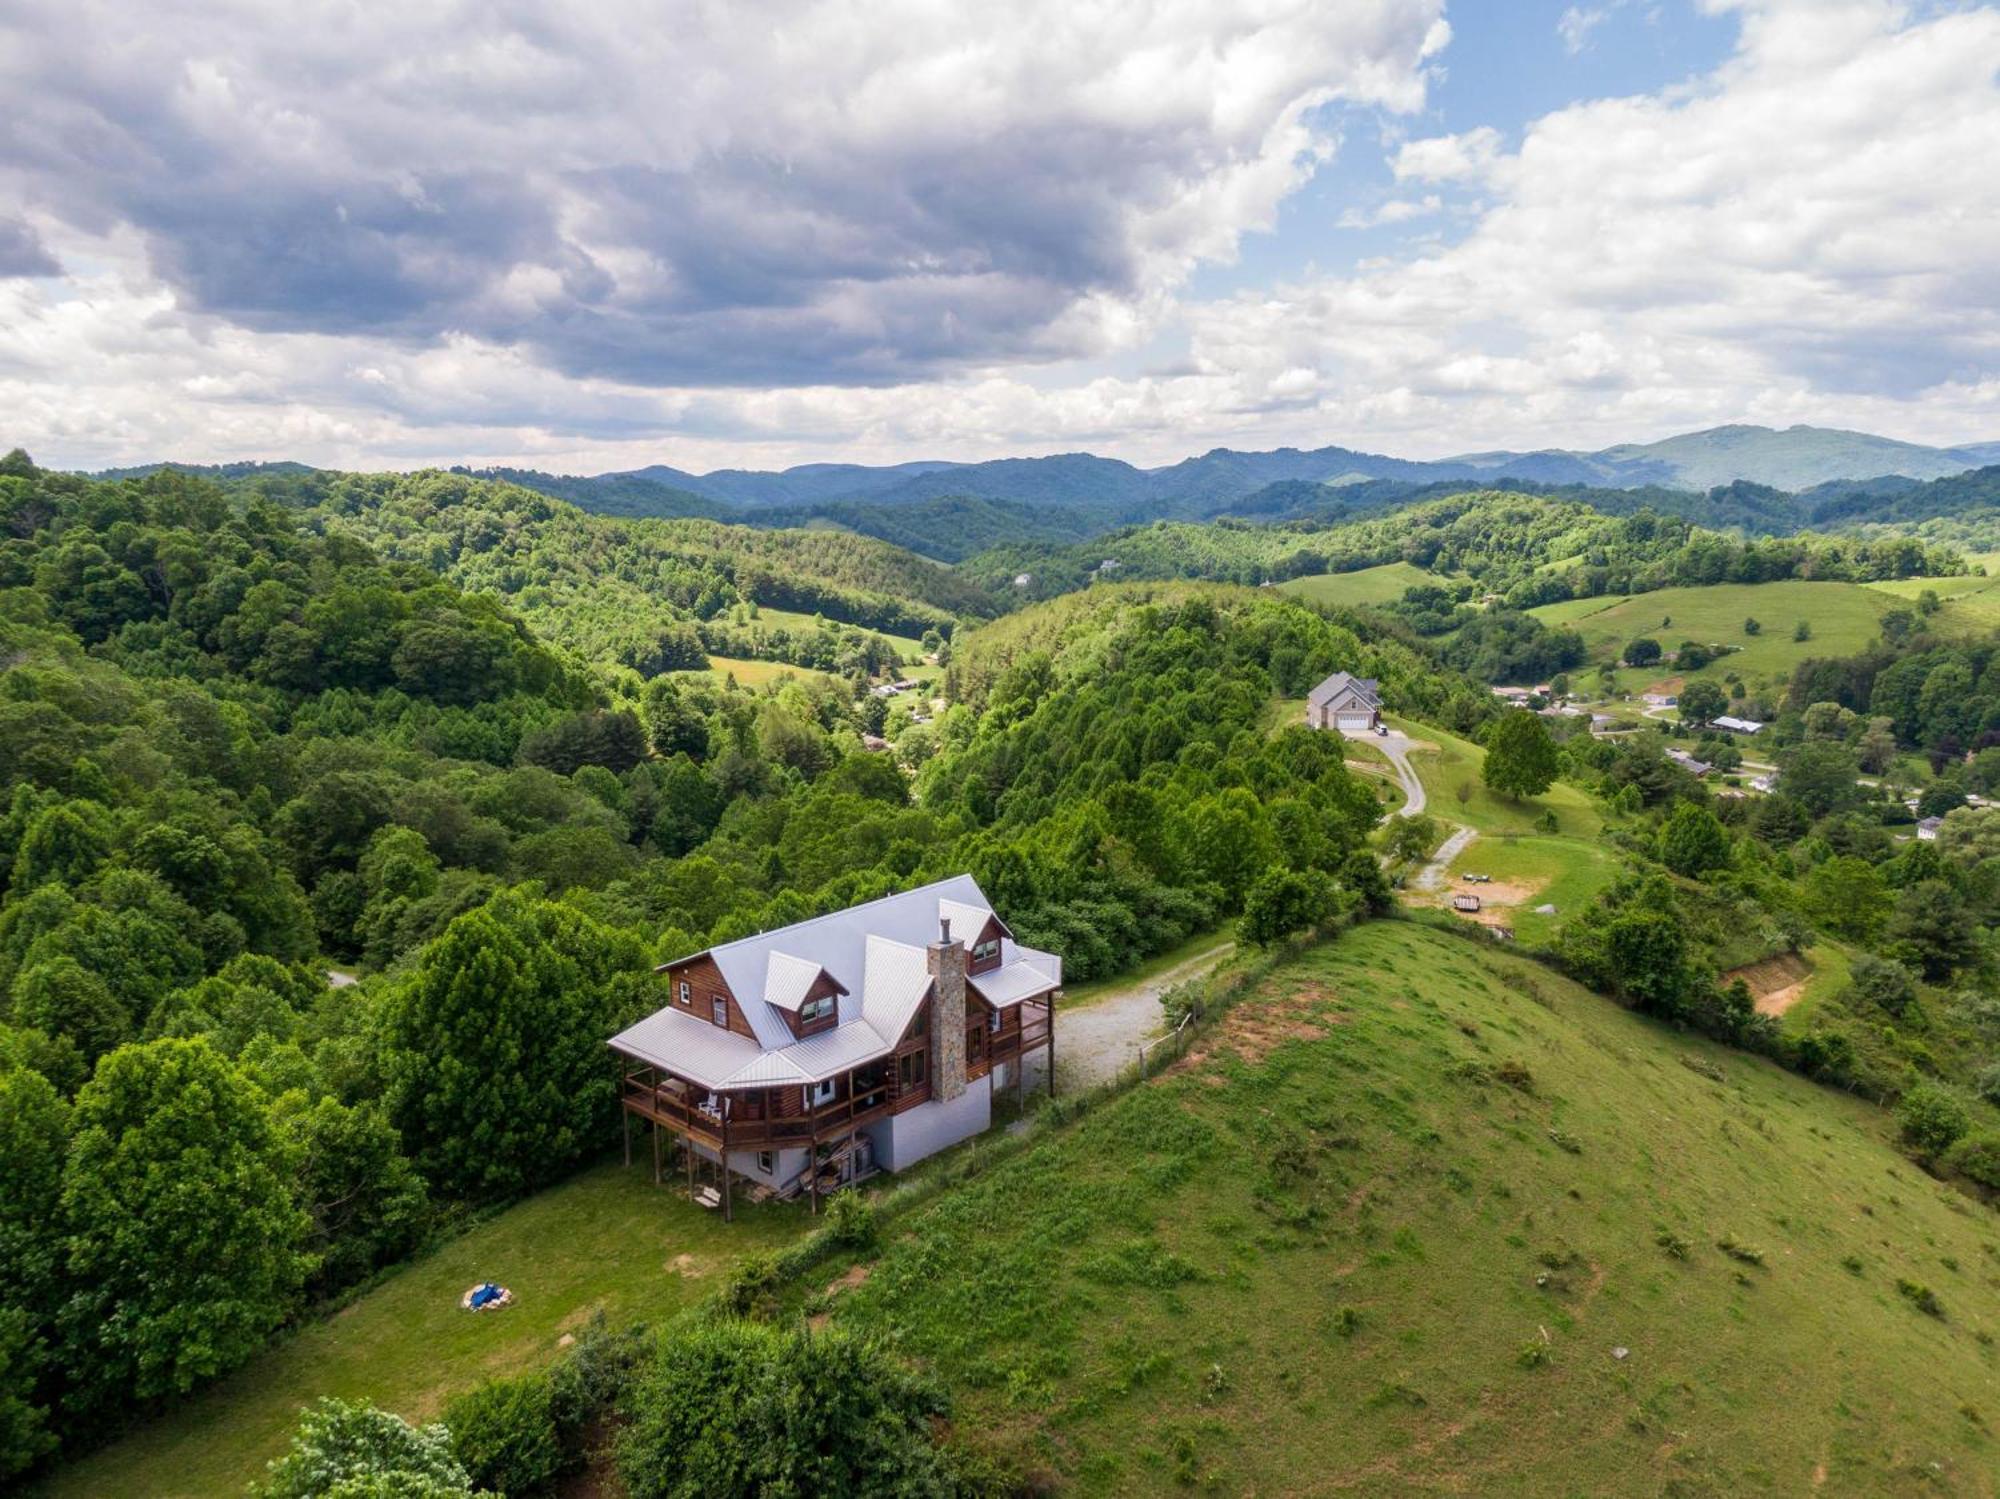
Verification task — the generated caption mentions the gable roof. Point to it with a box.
[1307,671,1381,709]
[614,875,1061,1088]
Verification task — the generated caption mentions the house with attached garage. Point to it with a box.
[609,875,1060,1218]
[1306,671,1382,731]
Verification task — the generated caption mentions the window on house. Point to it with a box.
[989,1009,1002,1034]
[973,939,1001,966]
[676,980,691,1006]
[756,1150,775,1175]
[898,1049,926,1090]
[711,996,728,1027]
[804,1078,835,1110]
[799,995,834,1025]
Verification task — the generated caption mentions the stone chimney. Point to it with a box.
[927,916,967,1102]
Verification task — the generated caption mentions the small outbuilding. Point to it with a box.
[1452,894,1481,913]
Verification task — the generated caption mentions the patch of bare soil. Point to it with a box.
[1725,951,1815,1017]
[1169,982,1349,1072]
[807,1262,874,1332]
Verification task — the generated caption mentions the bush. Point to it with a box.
[617,1322,952,1499]
[445,1373,561,1496]
[1897,1279,1944,1318]
[1896,1082,1970,1158]
[1944,1131,2000,1191]
[546,1312,648,1442]
[822,1189,877,1251]
[256,1397,477,1498]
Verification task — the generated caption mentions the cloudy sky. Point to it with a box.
[2,0,1997,475]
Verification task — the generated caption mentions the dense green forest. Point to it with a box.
[965,492,1964,606]
[0,450,1495,1483]
[238,468,999,672]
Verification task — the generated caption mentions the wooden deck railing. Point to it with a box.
[621,1074,892,1146]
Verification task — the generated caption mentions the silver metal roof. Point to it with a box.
[761,951,828,1012]
[969,956,1061,1008]
[615,875,1062,1089]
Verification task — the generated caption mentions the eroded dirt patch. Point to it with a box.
[1725,952,1815,1017]
[1169,981,1349,1072]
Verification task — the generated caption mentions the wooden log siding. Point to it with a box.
[661,954,756,1039]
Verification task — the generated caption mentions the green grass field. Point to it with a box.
[1388,715,1601,839]
[39,1164,806,1499]
[1867,573,2000,635]
[1531,581,1897,695]
[686,653,842,690]
[820,923,2000,1495]
[747,606,929,662]
[1435,833,1624,947]
[1278,562,1439,610]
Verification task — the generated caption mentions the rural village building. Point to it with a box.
[1306,671,1382,731]
[1918,816,1943,841]
[609,875,1059,1218]
[1712,714,1764,734]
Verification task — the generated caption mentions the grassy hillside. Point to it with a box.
[36,1166,806,1499]
[1278,561,1440,609]
[1531,580,1896,693]
[1387,715,1602,839]
[822,923,2000,1496]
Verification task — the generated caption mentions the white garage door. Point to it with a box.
[1334,710,1373,730]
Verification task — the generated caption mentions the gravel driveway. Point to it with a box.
[1021,941,1236,1095]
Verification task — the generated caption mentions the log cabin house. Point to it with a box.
[609,875,1060,1218]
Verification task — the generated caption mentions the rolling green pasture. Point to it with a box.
[39,1165,805,1499]
[747,606,929,661]
[686,653,842,690]
[1278,561,1438,610]
[1388,715,1601,838]
[1531,581,1896,693]
[821,923,2000,1496]
[1868,572,2000,634]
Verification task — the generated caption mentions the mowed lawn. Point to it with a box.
[1279,561,1439,610]
[821,923,2000,1496]
[39,1163,807,1499]
[1387,715,1601,839]
[1435,832,1624,947]
[1531,580,1896,693]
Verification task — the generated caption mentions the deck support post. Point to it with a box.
[720,1106,733,1222]
[650,1118,661,1185]
[1047,996,1057,1099]
[623,1108,631,1168]
[686,1128,696,1196]
[809,1127,820,1215]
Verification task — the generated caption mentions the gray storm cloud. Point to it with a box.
[0,0,1444,385]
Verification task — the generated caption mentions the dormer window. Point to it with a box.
[972,939,1000,966]
[711,995,728,1027]
[677,980,691,1006]
[799,995,835,1025]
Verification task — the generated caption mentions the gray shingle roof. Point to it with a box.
[1307,671,1381,709]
